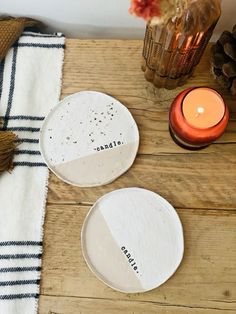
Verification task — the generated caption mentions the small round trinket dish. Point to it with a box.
[81,188,184,293]
[40,91,139,186]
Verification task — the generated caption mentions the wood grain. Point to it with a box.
[47,39,236,209]
[39,39,236,313]
[39,295,234,314]
[39,204,236,312]
[61,40,236,114]
[48,153,236,210]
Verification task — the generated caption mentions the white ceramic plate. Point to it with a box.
[40,91,139,186]
[81,188,184,293]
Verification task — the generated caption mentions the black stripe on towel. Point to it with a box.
[0,115,45,121]
[3,127,40,132]
[0,266,41,273]
[0,59,5,99]
[0,253,42,260]
[3,46,18,129]
[0,293,39,300]
[15,138,39,144]
[15,150,41,156]
[0,241,42,246]
[15,43,65,49]
[13,162,47,167]
[21,33,65,38]
[0,279,40,286]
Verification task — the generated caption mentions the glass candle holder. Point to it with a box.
[169,87,229,150]
[142,0,221,89]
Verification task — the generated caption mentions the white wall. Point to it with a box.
[213,0,236,41]
[0,0,235,40]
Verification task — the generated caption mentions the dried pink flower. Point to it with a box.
[129,0,161,21]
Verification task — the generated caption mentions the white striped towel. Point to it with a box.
[0,31,65,314]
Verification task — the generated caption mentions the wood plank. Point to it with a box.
[118,107,236,154]
[61,40,236,153]
[48,153,236,209]
[39,39,236,313]
[46,39,236,209]
[39,295,233,314]
[39,204,236,311]
[120,108,236,154]
[61,40,236,115]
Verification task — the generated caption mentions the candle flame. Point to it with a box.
[197,107,205,114]
[195,106,205,118]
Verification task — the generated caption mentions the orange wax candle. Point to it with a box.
[169,87,229,150]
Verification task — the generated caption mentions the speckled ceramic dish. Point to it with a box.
[40,91,139,186]
[81,188,184,293]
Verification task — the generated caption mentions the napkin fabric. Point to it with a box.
[0,31,65,314]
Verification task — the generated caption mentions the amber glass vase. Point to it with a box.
[142,0,221,89]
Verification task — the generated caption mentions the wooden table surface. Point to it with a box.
[38,40,236,314]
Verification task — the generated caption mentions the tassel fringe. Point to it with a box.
[0,131,18,173]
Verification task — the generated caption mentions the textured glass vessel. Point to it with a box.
[142,0,221,89]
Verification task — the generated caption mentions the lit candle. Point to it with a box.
[169,87,229,150]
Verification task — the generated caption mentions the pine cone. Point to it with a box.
[212,24,236,96]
